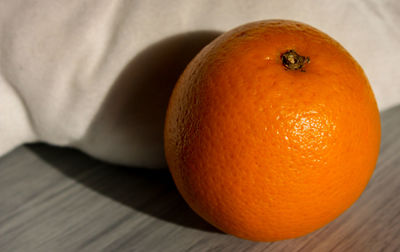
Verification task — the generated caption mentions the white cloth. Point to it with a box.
[0,0,399,168]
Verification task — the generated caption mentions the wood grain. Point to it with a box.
[1,105,399,252]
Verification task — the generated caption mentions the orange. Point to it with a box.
[164,20,381,241]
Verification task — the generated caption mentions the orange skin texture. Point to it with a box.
[164,20,381,241]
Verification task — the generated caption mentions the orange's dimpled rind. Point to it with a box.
[164,20,381,241]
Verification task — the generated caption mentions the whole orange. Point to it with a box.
[164,20,381,241]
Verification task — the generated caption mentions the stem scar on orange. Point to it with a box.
[164,20,381,242]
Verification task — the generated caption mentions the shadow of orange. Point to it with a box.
[77,31,222,168]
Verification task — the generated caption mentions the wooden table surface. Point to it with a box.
[1,105,399,252]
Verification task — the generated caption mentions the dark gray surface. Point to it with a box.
[1,105,399,252]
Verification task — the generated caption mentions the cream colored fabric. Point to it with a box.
[0,0,399,167]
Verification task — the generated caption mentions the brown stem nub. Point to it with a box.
[281,50,310,71]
